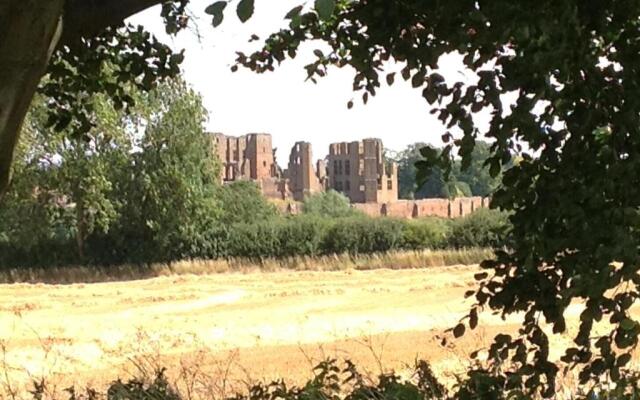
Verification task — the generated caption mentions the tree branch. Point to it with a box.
[60,0,166,46]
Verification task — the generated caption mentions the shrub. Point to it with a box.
[449,208,511,248]
[302,190,359,218]
[0,208,508,270]
[216,181,278,225]
[225,221,281,258]
[323,217,405,254]
[275,215,331,257]
[402,218,451,250]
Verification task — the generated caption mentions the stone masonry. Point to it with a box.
[213,133,278,182]
[211,133,487,218]
[326,139,398,203]
[284,142,326,201]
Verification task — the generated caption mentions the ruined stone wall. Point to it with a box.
[327,139,398,204]
[286,142,324,201]
[352,197,488,219]
[213,132,277,182]
[246,133,275,181]
[213,133,250,181]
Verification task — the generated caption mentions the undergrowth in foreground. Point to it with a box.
[0,248,492,284]
[21,358,640,400]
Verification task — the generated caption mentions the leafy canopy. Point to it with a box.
[232,0,640,397]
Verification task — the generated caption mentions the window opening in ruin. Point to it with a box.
[345,160,350,175]
[377,178,382,190]
[334,160,339,175]
[345,180,351,191]
[387,180,392,190]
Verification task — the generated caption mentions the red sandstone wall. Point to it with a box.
[383,201,414,218]
[350,197,488,219]
[352,203,382,216]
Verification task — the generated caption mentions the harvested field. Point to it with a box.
[0,262,634,399]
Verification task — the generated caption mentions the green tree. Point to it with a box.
[116,80,221,261]
[0,93,131,261]
[302,190,358,218]
[237,2,640,396]
[453,141,500,197]
[394,141,496,199]
[216,180,278,225]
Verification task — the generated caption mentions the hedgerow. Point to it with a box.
[0,210,510,269]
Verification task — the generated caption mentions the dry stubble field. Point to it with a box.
[0,263,626,398]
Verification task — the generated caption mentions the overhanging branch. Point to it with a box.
[60,0,166,46]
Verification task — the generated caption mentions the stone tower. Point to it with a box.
[286,142,324,201]
[326,138,398,203]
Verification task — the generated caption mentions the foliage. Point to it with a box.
[216,181,278,225]
[323,217,406,255]
[0,79,225,266]
[110,80,222,262]
[449,209,511,249]
[402,218,451,250]
[302,190,359,218]
[0,91,132,261]
[234,0,640,395]
[25,356,640,400]
[0,208,509,268]
[392,141,499,200]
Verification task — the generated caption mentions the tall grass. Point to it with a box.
[0,248,493,285]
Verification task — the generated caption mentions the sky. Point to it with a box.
[129,1,483,166]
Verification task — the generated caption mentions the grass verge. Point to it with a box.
[0,248,493,285]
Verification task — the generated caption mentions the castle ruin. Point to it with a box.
[326,139,398,203]
[285,142,326,201]
[211,133,485,218]
[213,133,278,182]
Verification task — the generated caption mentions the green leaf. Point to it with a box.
[386,73,395,86]
[469,308,478,329]
[411,70,425,88]
[285,5,304,19]
[422,88,438,105]
[474,272,488,281]
[620,318,636,331]
[236,0,255,23]
[453,323,465,338]
[205,1,227,27]
[315,0,336,20]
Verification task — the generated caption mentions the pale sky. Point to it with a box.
[129,1,485,166]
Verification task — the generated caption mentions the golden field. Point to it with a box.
[0,252,635,399]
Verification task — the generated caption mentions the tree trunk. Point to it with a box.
[0,0,64,200]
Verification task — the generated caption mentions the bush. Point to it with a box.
[0,207,510,269]
[402,218,452,250]
[302,190,359,218]
[323,217,405,254]
[275,215,331,257]
[225,221,282,258]
[216,181,278,225]
[449,208,511,248]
